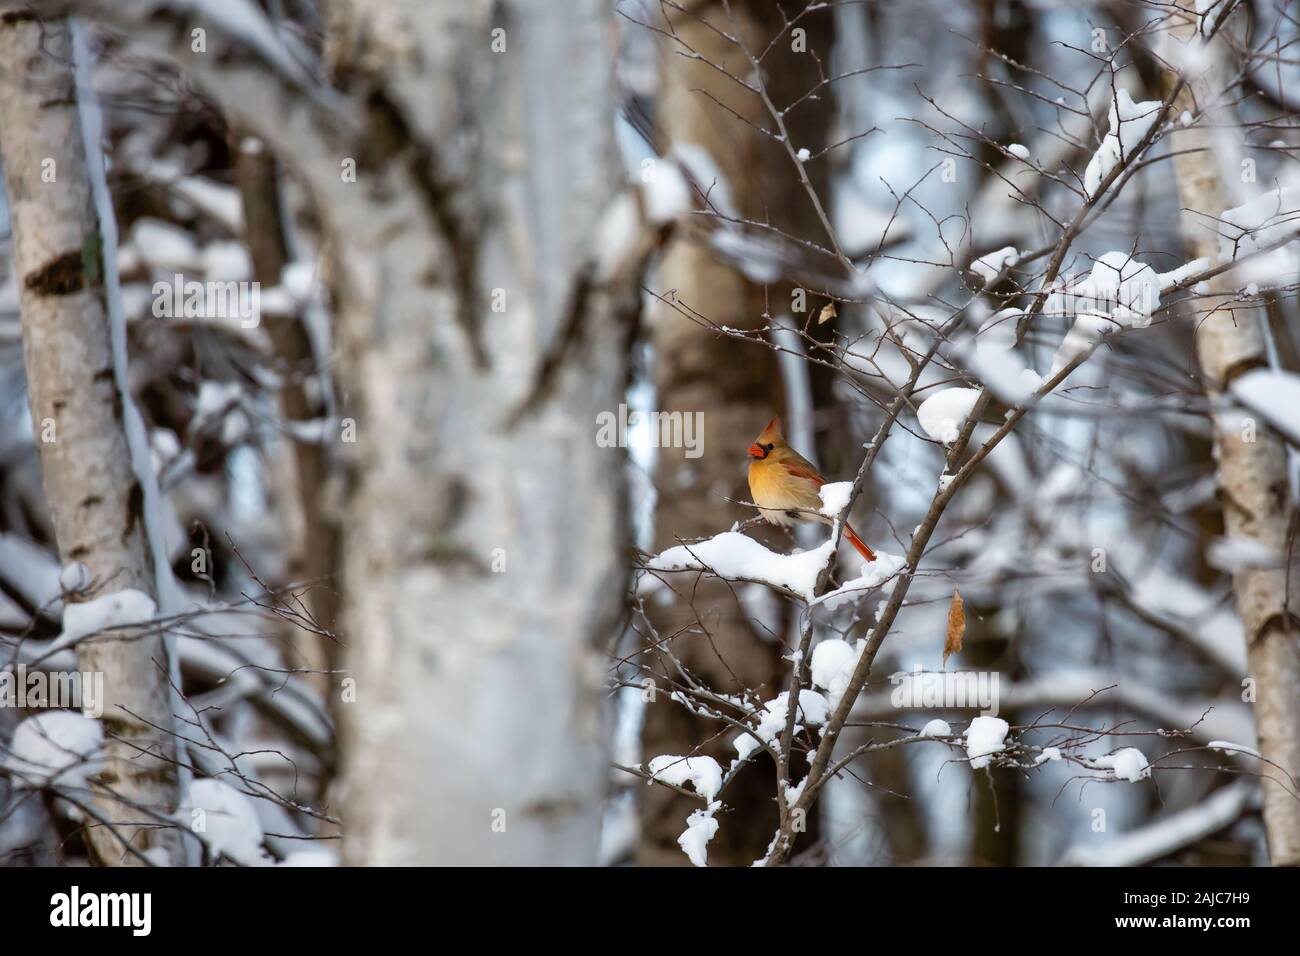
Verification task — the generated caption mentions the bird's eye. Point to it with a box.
[762,443,774,452]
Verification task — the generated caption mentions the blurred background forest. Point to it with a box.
[0,0,1298,867]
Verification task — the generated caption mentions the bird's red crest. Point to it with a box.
[755,417,783,443]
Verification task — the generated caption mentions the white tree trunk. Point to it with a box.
[0,10,184,865]
[328,0,628,865]
[19,0,634,865]
[1167,8,1300,866]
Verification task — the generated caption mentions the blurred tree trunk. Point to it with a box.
[27,0,636,869]
[1167,9,1300,866]
[639,0,835,866]
[328,0,631,865]
[0,11,185,865]
[234,143,340,690]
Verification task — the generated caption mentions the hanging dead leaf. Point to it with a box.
[817,301,837,324]
[943,590,965,666]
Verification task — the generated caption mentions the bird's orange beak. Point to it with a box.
[748,442,767,459]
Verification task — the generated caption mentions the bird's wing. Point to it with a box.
[781,460,826,486]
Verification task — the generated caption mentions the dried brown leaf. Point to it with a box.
[943,590,965,666]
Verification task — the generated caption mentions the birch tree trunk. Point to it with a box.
[0,10,185,865]
[23,0,636,865]
[1167,8,1300,866]
[327,0,630,865]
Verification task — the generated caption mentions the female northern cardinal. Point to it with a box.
[747,417,876,562]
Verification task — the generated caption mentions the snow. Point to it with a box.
[920,718,951,737]
[818,481,853,518]
[1207,740,1261,759]
[1093,747,1151,782]
[61,589,158,645]
[964,715,1009,769]
[783,778,806,806]
[1047,252,1184,374]
[0,535,64,613]
[647,754,723,803]
[201,241,252,282]
[3,711,104,789]
[1157,257,1210,289]
[641,159,692,225]
[918,387,981,444]
[809,638,865,709]
[1206,535,1281,572]
[734,690,829,762]
[970,246,1019,285]
[278,847,339,866]
[1082,90,1162,197]
[1006,143,1030,160]
[195,380,248,444]
[646,532,835,601]
[1218,186,1300,260]
[961,319,1042,405]
[594,192,640,281]
[1034,746,1062,765]
[1061,780,1252,866]
[1083,252,1162,325]
[177,778,268,865]
[673,143,737,217]
[796,147,811,161]
[1229,368,1300,444]
[678,801,721,866]
[814,550,907,610]
[130,218,200,273]
[58,561,91,594]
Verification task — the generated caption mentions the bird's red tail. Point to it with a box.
[843,524,876,563]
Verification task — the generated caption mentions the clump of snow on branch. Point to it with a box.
[817,481,853,518]
[3,711,104,789]
[1092,747,1151,782]
[678,801,722,866]
[177,779,269,865]
[646,754,723,803]
[1222,369,1300,447]
[920,718,952,737]
[961,309,1042,404]
[810,638,865,709]
[964,715,1009,769]
[814,551,906,610]
[734,689,829,763]
[1217,186,1300,260]
[57,589,158,655]
[970,246,1019,285]
[646,532,835,600]
[918,387,981,444]
[1082,90,1162,197]
[1047,253,1206,373]
[640,159,692,225]
[1207,740,1262,759]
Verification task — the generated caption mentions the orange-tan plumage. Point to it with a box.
[746,417,876,561]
